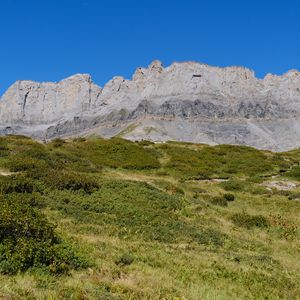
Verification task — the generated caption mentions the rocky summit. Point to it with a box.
[1,60,300,151]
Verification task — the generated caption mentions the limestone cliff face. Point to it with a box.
[1,60,300,151]
[0,74,102,124]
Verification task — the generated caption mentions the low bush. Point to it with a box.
[231,213,269,229]
[192,228,227,246]
[269,214,298,240]
[46,180,185,243]
[224,193,235,201]
[247,185,269,195]
[161,143,288,180]
[0,141,9,157]
[0,194,87,274]
[137,140,155,146]
[43,171,99,194]
[4,156,49,173]
[153,180,184,195]
[221,180,246,191]
[220,180,267,195]
[72,137,86,143]
[210,196,228,207]
[51,138,66,148]
[45,179,228,246]
[191,187,207,194]
[69,138,161,170]
[0,175,36,194]
[285,166,300,179]
[115,254,134,266]
[288,192,300,200]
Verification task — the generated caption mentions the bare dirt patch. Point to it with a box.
[264,180,298,191]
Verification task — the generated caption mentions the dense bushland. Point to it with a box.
[231,212,269,229]
[59,137,161,170]
[160,143,291,180]
[43,170,99,194]
[0,194,87,274]
[44,180,226,245]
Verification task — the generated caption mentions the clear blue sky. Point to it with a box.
[1,0,300,95]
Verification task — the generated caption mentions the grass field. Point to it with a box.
[0,135,299,299]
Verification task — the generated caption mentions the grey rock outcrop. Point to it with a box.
[0,74,102,124]
[1,60,300,151]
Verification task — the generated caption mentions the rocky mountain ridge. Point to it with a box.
[1,60,300,151]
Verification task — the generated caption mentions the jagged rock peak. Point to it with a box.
[132,60,164,81]
[59,73,93,83]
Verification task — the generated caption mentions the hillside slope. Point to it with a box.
[0,136,299,299]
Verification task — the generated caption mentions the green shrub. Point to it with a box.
[5,156,49,173]
[2,138,98,176]
[287,192,300,200]
[6,134,31,140]
[73,137,86,142]
[45,180,189,243]
[247,185,269,195]
[0,141,8,151]
[273,190,291,197]
[48,150,97,173]
[0,141,9,157]
[45,179,228,246]
[161,143,288,180]
[269,214,298,240]
[43,171,99,194]
[210,196,228,207]
[209,194,235,207]
[51,138,66,148]
[153,180,184,195]
[191,187,207,194]
[221,180,246,191]
[115,254,134,266]
[192,228,227,246]
[285,166,300,179]
[137,140,155,146]
[224,193,235,201]
[231,213,269,229]
[68,138,161,170]
[0,175,36,194]
[0,194,86,274]
[221,180,268,195]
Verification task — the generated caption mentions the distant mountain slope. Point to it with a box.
[1,60,300,151]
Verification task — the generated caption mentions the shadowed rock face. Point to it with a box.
[1,60,300,151]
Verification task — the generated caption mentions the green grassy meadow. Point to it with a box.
[0,135,299,299]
